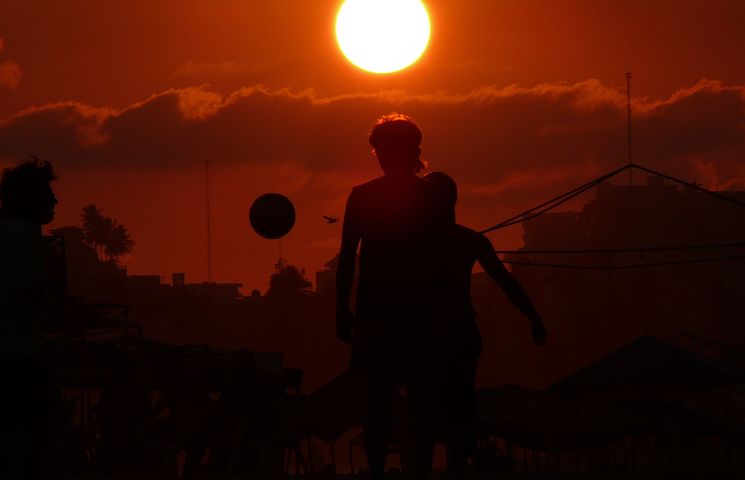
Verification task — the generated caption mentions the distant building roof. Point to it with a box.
[520,177,745,250]
[549,335,743,395]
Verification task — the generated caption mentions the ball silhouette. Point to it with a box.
[249,193,296,239]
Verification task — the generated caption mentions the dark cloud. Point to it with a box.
[5,80,745,217]
[2,79,744,288]
[2,78,743,190]
[637,80,745,163]
[2,79,744,222]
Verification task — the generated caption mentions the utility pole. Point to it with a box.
[626,72,633,186]
[205,158,213,283]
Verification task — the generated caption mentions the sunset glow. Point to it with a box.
[2,1,745,452]
[2,0,745,297]
[335,0,431,74]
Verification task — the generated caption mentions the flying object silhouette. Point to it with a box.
[323,215,339,224]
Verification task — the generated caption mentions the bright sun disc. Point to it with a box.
[336,0,431,74]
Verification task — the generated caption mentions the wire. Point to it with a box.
[631,163,745,210]
[494,241,745,255]
[475,162,745,270]
[479,162,745,235]
[503,254,745,270]
[479,164,631,234]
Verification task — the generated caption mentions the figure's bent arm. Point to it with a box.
[477,236,546,344]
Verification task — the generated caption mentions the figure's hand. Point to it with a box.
[336,305,356,345]
[531,318,547,346]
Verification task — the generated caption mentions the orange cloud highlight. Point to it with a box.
[2,79,744,289]
[0,61,21,89]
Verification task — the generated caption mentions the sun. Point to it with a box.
[335,0,431,74]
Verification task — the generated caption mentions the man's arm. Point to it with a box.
[476,235,546,346]
[335,191,360,344]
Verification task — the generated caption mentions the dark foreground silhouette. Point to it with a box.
[7,135,743,479]
[336,115,546,480]
[0,157,62,478]
[337,114,440,480]
[424,171,546,479]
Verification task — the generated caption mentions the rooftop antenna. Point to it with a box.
[205,158,213,283]
[276,240,286,273]
[626,72,633,186]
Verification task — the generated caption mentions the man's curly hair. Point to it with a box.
[368,113,425,173]
[0,156,57,211]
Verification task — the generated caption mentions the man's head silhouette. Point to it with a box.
[0,156,58,225]
[369,113,424,176]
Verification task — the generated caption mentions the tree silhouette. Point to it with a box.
[264,263,314,363]
[266,264,312,301]
[81,204,108,260]
[105,222,134,262]
[80,204,134,263]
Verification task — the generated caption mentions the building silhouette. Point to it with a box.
[483,175,745,387]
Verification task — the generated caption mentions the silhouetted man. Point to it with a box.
[423,171,546,478]
[336,114,438,480]
[0,157,60,478]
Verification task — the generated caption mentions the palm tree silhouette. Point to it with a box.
[105,223,134,262]
[80,204,134,262]
[81,203,109,260]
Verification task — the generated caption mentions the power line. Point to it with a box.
[503,253,745,270]
[631,163,745,210]
[479,162,745,235]
[479,164,631,233]
[494,241,745,255]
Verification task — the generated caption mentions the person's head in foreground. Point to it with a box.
[369,113,425,176]
[0,156,57,225]
[424,171,457,225]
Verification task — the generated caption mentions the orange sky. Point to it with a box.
[1,0,745,291]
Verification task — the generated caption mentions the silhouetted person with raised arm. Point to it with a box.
[336,114,438,480]
[0,157,61,479]
[423,171,546,478]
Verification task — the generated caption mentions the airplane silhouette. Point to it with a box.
[323,215,339,224]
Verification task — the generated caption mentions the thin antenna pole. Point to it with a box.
[205,158,213,283]
[277,240,285,273]
[626,72,633,186]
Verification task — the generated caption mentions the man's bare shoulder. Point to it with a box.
[351,176,387,194]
